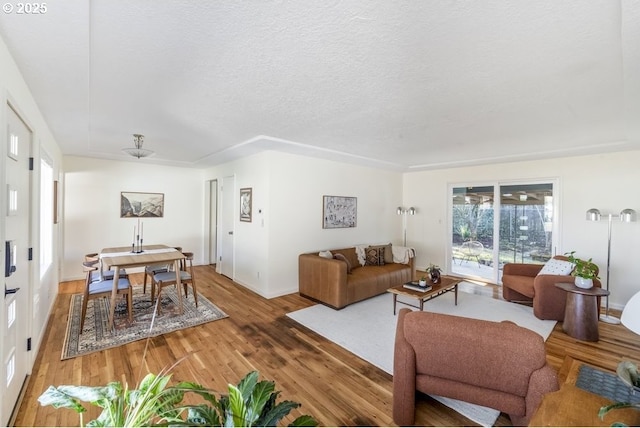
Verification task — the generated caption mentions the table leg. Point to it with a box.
[175,259,183,314]
[454,284,458,305]
[393,294,397,315]
[420,299,424,311]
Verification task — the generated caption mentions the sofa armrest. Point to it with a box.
[393,308,417,426]
[298,254,348,309]
[511,364,558,426]
[503,262,544,277]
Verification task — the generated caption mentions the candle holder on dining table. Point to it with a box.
[132,235,144,253]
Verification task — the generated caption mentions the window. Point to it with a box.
[40,156,53,278]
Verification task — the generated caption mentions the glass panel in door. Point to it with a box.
[451,186,494,281]
[497,183,553,282]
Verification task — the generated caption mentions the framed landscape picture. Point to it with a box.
[120,192,164,218]
[240,188,252,222]
[323,195,357,229]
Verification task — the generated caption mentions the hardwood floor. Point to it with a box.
[13,266,640,426]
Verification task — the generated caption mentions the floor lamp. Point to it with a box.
[586,207,637,324]
[397,206,416,246]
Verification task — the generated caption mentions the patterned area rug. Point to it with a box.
[61,285,228,360]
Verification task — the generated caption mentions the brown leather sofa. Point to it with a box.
[298,246,415,309]
[502,255,602,321]
[393,308,558,426]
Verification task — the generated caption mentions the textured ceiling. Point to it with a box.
[1,1,639,170]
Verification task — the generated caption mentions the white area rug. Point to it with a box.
[287,288,556,427]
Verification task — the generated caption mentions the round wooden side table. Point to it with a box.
[555,282,609,341]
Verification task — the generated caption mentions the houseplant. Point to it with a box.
[426,264,441,284]
[565,251,599,289]
[38,368,317,427]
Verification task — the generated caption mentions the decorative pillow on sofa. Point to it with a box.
[334,253,352,273]
[369,243,394,264]
[537,258,574,276]
[365,247,385,266]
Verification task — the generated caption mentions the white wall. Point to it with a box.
[204,151,404,298]
[62,156,206,280]
[403,150,640,310]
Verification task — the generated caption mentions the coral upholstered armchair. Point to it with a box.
[393,308,558,426]
[502,255,602,321]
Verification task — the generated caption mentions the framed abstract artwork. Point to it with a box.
[240,187,252,222]
[120,192,164,218]
[323,195,357,229]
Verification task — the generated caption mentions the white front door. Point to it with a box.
[2,105,32,425]
[219,175,234,278]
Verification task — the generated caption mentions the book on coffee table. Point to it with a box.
[403,281,432,292]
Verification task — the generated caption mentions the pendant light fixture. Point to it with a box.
[122,134,154,159]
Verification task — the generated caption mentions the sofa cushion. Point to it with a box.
[365,246,385,266]
[333,253,352,274]
[369,243,394,264]
[537,258,574,276]
[332,248,360,268]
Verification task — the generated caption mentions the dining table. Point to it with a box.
[100,244,185,330]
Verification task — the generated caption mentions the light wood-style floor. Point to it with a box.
[12,266,640,426]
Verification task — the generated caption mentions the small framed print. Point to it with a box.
[240,188,252,222]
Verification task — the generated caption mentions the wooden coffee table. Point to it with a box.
[387,275,465,315]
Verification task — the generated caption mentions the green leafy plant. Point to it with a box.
[565,251,599,279]
[426,264,440,273]
[38,369,317,427]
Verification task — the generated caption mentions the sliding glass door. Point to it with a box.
[450,181,556,284]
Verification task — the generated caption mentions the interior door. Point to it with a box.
[219,175,234,278]
[2,104,32,425]
[208,180,218,265]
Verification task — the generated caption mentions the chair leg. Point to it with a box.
[127,289,133,323]
[183,282,198,308]
[143,271,148,294]
[80,294,89,332]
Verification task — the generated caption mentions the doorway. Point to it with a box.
[219,175,235,278]
[450,181,556,284]
[208,179,218,266]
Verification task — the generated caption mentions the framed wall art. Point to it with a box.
[323,195,357,229]
[120,191,164,218]
[240,187,252,222]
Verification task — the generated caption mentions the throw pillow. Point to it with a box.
[333,253,352,273]
[370,243,394,264]
[537,258,574,276]
[365,246,385,266]
[318,250,333,259]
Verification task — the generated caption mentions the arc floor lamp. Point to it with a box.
[586,207,637,324]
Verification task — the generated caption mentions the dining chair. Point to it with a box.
[84,252,127,283]
[80,260,133,332]
[150,251,197,314]
[142,247,182,295]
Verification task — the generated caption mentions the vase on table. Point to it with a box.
[429,270,441,284]
[574,276,593,289]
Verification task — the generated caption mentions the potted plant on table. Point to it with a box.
[426,263,441,284]
[565,251,599,289]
